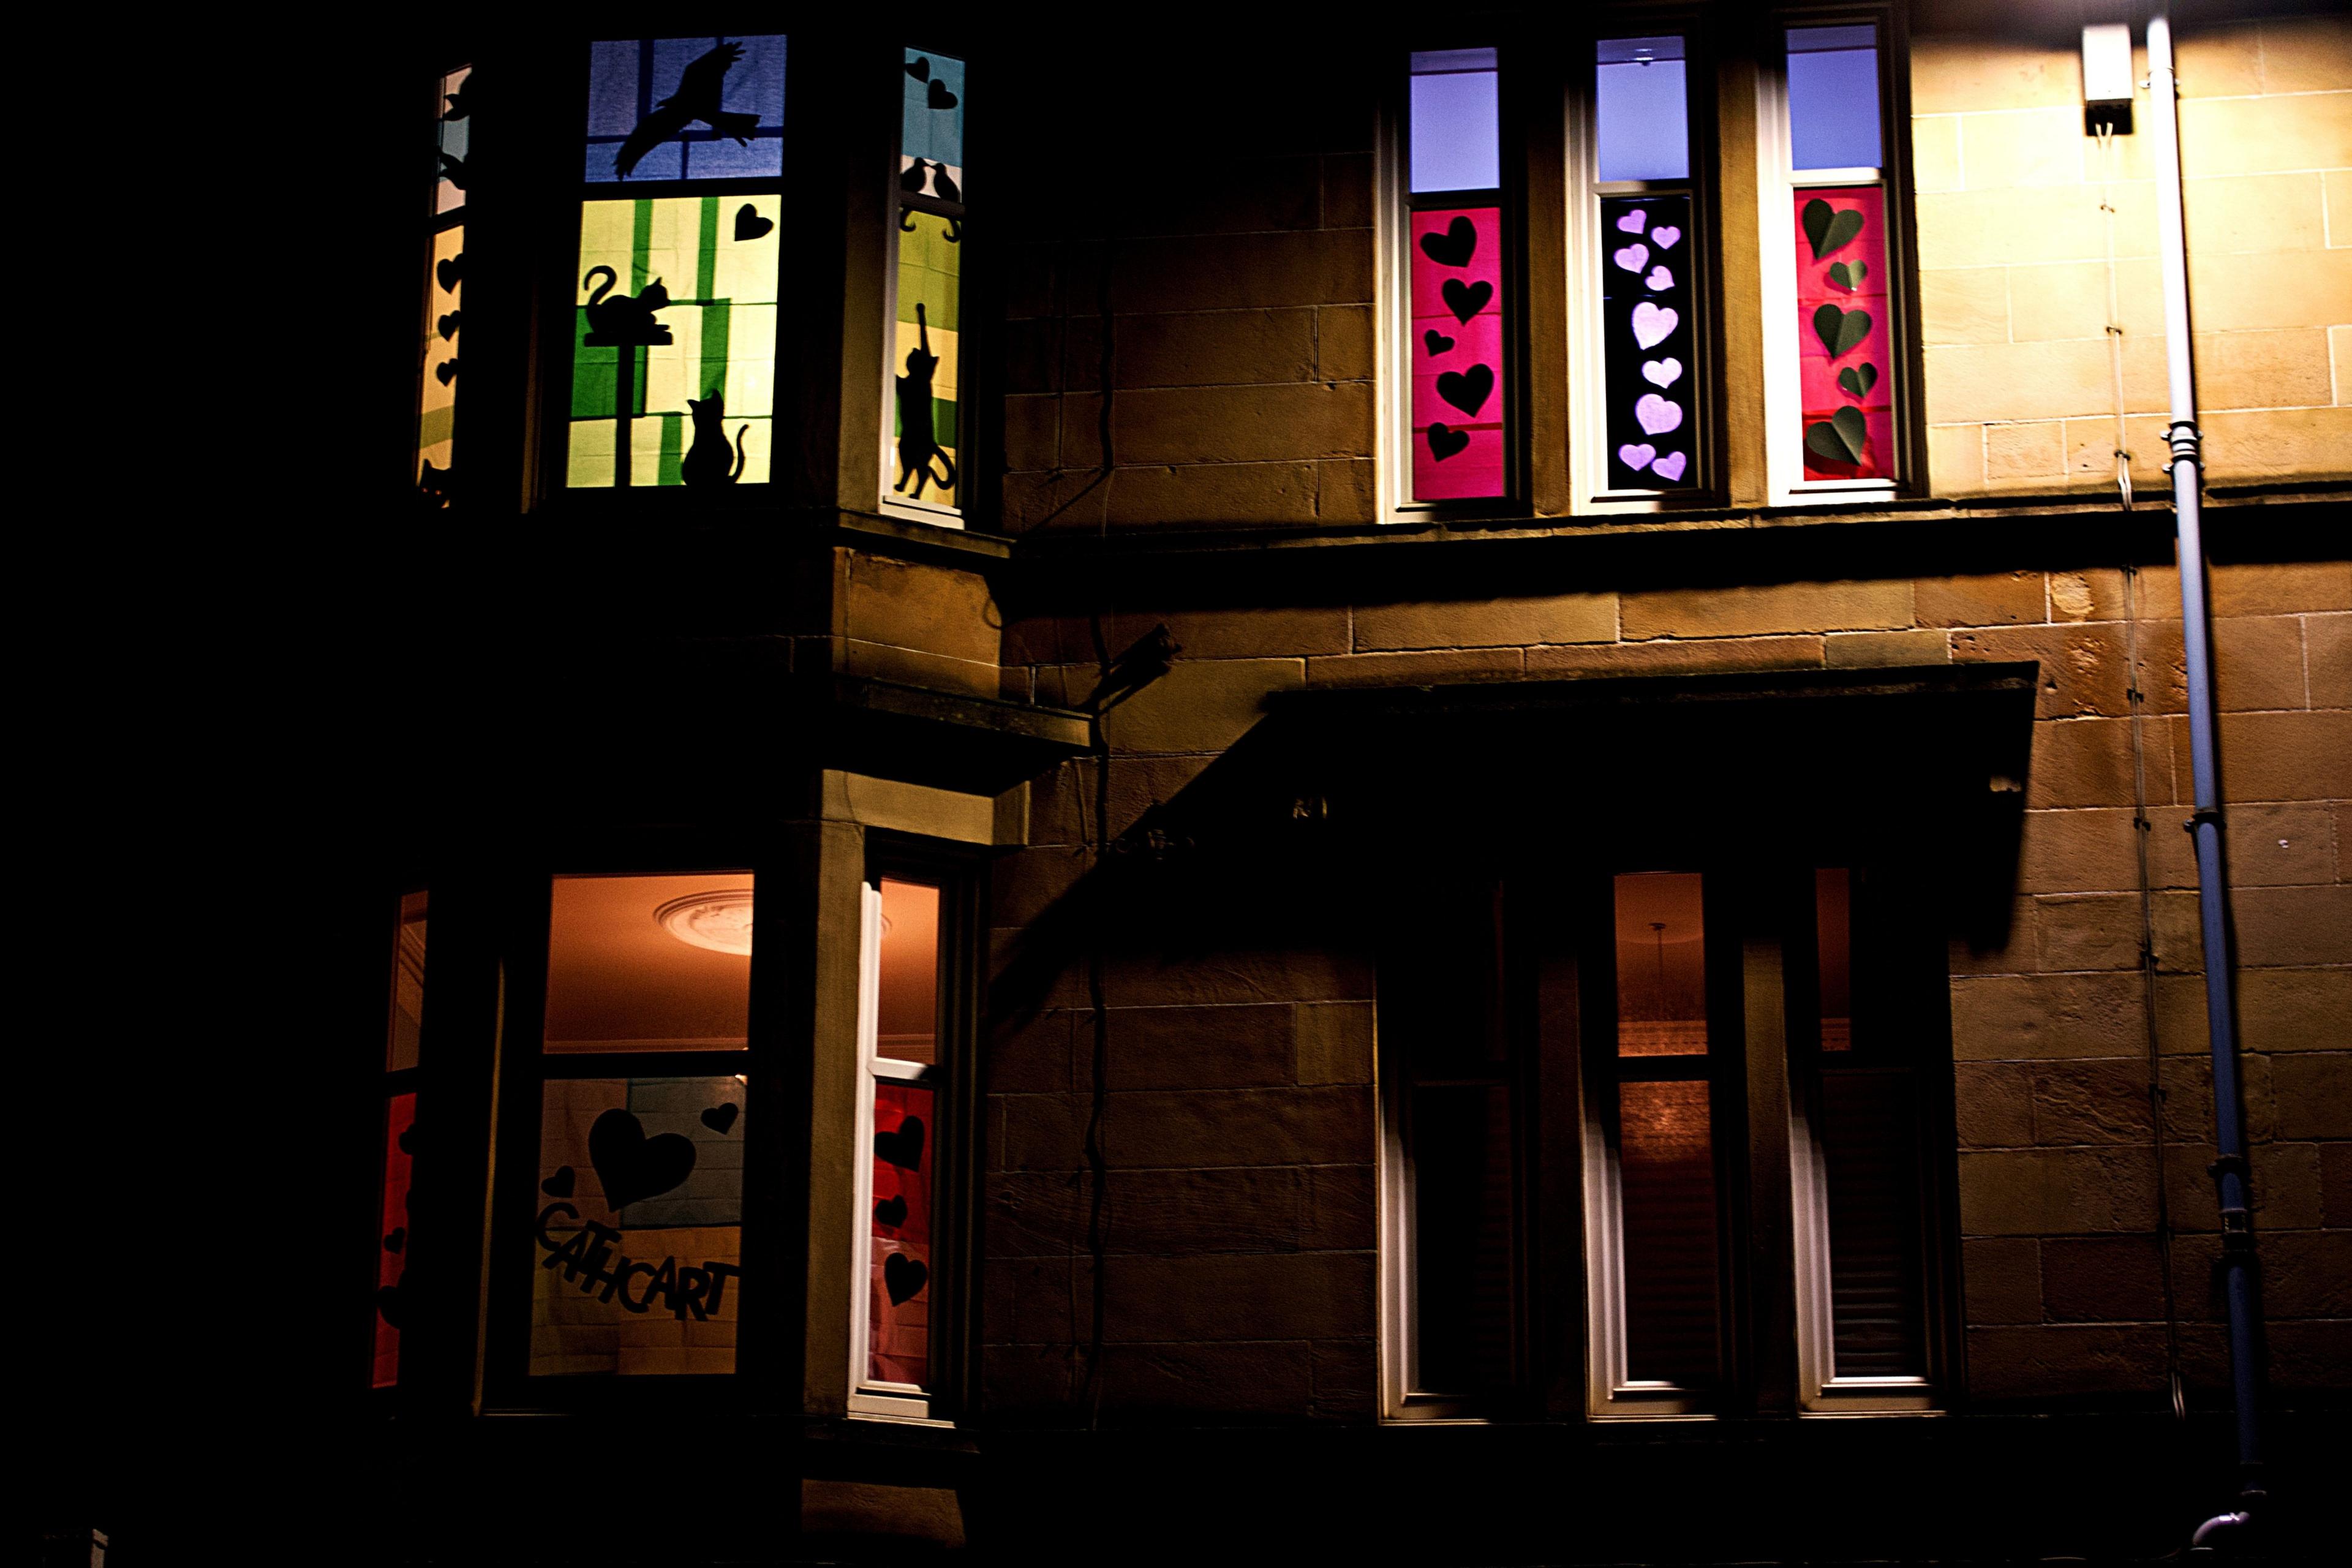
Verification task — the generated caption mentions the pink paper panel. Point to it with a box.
[1793,186,1892,480]
[1411,206,1506,501]
[869,1080,935,1388]
[372,1091,416,1389]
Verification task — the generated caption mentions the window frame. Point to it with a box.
[878,42,974,532]
[367,888,430,1395]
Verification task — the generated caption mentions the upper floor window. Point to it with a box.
[1402,48,1509,507]
[370,891,428,1389]
[886,48,970,524]
[415,66,469,509]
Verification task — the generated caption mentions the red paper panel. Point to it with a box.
[372,1091,416,1389]
[1794,186,1892,480]
[868,1081,935,1387]
[1410,206,1506,501]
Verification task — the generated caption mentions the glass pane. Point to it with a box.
[372,1091,417,1389]
[1382,881,1506,1074]
[417,67,467,507]
[1615,872,1707,1055]
[877,878,940,1064]
[1411,1084,1516,1393]
[1599,194,1697,491]
[1793,185,1893,480]
[892,212,963,509]
[1619,1079,1719,1385]
[1596,37,1689,182]
[532,1077,745,1377]
[1409,48,1499,193]
[568,197,780,488]
[434,65,469,215]
[585,36,788,183]
[385,891,429,1072]
[1787,27,1882,170]
[901,48,965,201]
[868,1081,935,1387]
[543,873,753,1052]
[1820,1070,1926,1376]
[1817,868,1853,1051]
[1411,205,1506,501]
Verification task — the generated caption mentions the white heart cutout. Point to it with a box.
[1634,394,1683,436]
[1642,356,1683,389]
[1612,243,1649,273]
[1618,443,1656,472]
[1616,209,1648,234]
[1651,451,1688,483]
[1630,301,1678,350]
[1651,225,1681,249]
[1645,265,1673,291]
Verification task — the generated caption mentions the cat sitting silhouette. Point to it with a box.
[417,459,456,509]
[581,266,673,346]
[894,303,957,502]
[680,390,747,487]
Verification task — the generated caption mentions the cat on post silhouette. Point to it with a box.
[894,303,956,502]
[581,266,673,345]
[680,390,747,487]
[613,40,759,178]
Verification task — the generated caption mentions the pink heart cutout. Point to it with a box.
[1616,210,1648,234]
[1651,451,1688,483]
[1634,394,1683,436]
[1651,225,1681,249]
[1642,356,1682,388]
[1618,443,1656,472]
[1631,302,1677,350]
[1645,265,1673,291]
[1612,243,1649,273]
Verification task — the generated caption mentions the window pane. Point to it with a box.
[1819,1070,1928,1376]
[568,197,778,488]
[1599,194,1697,491]
[868,1080,935,1387]
[877,878,940,1064]
[1618,1079,1719,1385]
[901,49,965,199]
[543,873,753,1052]
[386,891,429,1072]
[1615,872,1707,1055]
[433,65,469,216]
[531,1077,745,1377]
[585,36,788,183]
[1411,1084,1516,1393]
[1597,37,1689,182]
[1792,185,1893,480]
[1409,49,1499,193]
[1410,205,1507,501]
[372,1091,416,1389]
[1787,27,1882,170]
[893,212,963,509]
[417,69,466,508]
[1816,868,1853,1050]
[1382,882,1506,1074]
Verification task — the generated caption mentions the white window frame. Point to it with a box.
[1789,1080,1938,1414]
[1758,10,1906,505]
[1378,1080,1499,1423]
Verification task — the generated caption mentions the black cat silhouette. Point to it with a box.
[417,460,456,508]
[893,306,957,502]
[614,40,760,179]
[581,266,673,346]
[680,391,748,488]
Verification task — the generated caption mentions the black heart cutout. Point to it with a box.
[875,1114,927,1172]
[1440,278,1491,325]
[435,359,459,386]
[733,203,773,243]
[541,1166,575,1198]
[874,1194,908,1229]
[588,1108,697,1211]
[1423,328,1455,356]
[1419,216,1476,268]
[375,1282,405,1329]
[1436,363,1493,417]
[1427,423,1469,461]
[436,254,462,293]
[905,56,931,82]
[701,1101,741,1135]
[928,79,957,110]
[884,1250,929,1306]
[383,1227,406,1253]
[398,1123,418,1156]
[436,311,460,341]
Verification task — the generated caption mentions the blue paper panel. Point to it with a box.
[585,35,787,183]
[901,49,965,172]
[1409,48,1499,194]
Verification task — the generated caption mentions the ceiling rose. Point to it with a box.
[654,889,755,956]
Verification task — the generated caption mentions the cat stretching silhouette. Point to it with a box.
[581,266,673,345]
[680,390,748,487]
[894,303,957,502]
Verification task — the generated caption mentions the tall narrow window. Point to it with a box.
[1404,48,1507,504]
[372,891,428,1388]
[525,873,752,1379]
[1586,872,1722,1414]
[1791,867,1935,1409]
[416,68,467,507]
[851,874,948,1417]
[1781,24,1897,489]
[568,36,785,489]
[886,48,967,522]
[1593,37,1702,496]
